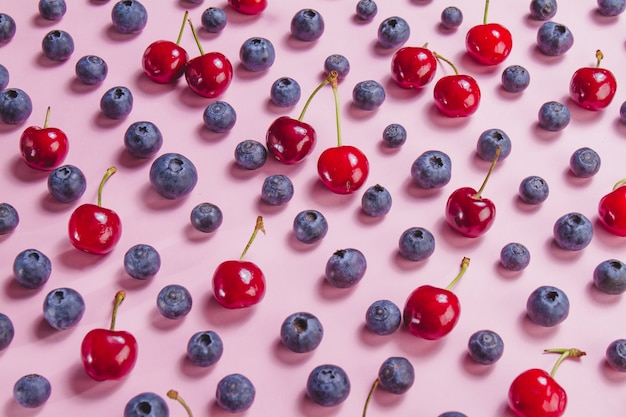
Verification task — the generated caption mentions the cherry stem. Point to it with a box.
[109,290,126,331]
[433,52,459,75]
[445,257,471,291]
[544,348,586,378]
[596,49,604,68]
[297,70,338,122]
[187,19,204,55]
[43,106,51,129]
[612,178,626,190]
[483,0,490,24]
[97,167,117,207]
[240,216,265,261]
[473,146,501,199]
[176,11,189,45]
[167,390,194,417]
[329,71,342,147]
[362,378,379,417]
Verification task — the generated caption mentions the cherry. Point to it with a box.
[81,290,138,381]
[316,71,370,194]
[508,348,586,417]
[445,146,500,238]
[403,257,470,340]
[465,0,512,65]
[390,44,437,89]
[212,216,266,309]
[141,11,189,84]
[569,49,617,111]
[432,52,481,117]
[19,106,69,171]
[184,19,233,98]
[598,178,626,236]
[228,0,267,15]
[68,166,122,255]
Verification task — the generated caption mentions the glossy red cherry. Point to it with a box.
[598,179,626,236]
[390,45,437,89]
[465,0,512,65]
[81,290,138,381]
[141,11,189,84]
[403,257,470,340]
[228,0,267,15]
[213,216,266,309]
[68,167,122,255]
[569,50,617,111]
[432,53,481,117]
[19,106,69,171]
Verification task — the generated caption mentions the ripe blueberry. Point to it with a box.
[239,37,275,72]
[75,55,108,85]
[377,16,410,48]
[365,299,401,335]
[569,147,601,178]
[13,249,52,289]
[440,6,463,29]
[467,329,504,365]
[325,248,367,288]
[42,29,74,61]
[500,242,531,271]
[536,21,574,56]
[352,79,385,110]
[149,152,198,199]
[501,65,530,93]
[47,165,87,204]
[203,101,236,133]
[111,0,148,34]
[100,86,133,119]
[13,374,51,408]
[382,123,407,148]
[261,174,294,206]
[476,128,512,162]
[0,64,8,91]
[124,392,169,417]
[0,88,33,125]
[553,212,593,251]
[410,150,452,189]
[538,100,570,131]
[529,0,557,20]
[606,339,626,371]
[234,139,267,170]
[593,259,626,295]
[124,121,163,159]
[356,0,378,21]
[270,77,301,107]
[526,285,570,327]
[306,364,351,406]
[157,284,192,319]
[216,373,256,412]
[518,175,549,205]
[124,244,161,280]
[39,0,67,21]
[361,184,392,217]
[0,203,19,234]
[187,330,224,367]
[0,13,16,43]
[190,202,223,233]
[280,311,324,353]
[324,54,350,79]
[398,226,435,262]
[377,357,415,394]
[291,9,325,41]
[293,209,328,244]
[597,0,626,16]
[201,7,227,33]
[43,287,86,330]
[0,313,15,351]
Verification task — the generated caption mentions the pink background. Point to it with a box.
[2,1,626,416]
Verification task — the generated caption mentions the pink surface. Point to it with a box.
[2,1,626,416]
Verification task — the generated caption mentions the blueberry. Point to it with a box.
[47,165,87,203]
[476,128,512,162]
[441,6,463,29]
[280,311,324,353]
[234,139,267,170]
[270,77,301,107]
[529,0,557,20]
[39,0,67,20]
[111,0,148,34]
[13,249,52,289]
[553,212,593,251]
[293,209,328,244]
[13,374,51,408]
[0,203,19,234]
[0,13,16,43]
[0,64,8,91]
[597,0,626,15]
[124,392,169,417]
[187,330,224,367]
[377,356,414,394]
[215,373,255,413]
[324,54,350,79]
[569,147,601,178]
[382,123,407,148]
[365,299,401,335]
[261,174,294,206]
[100,86,133,119]
[356,0,378,21]
[0,313,15,351]
[43,287,86,330]
[325,248,367,288]
[500,242,531,271]
[201,7,227,33]
[536,21,574,56]
[410,150,452,189]
[593,259,626,295]
[353,79,385,110]
[377,16,410,48]
[239,37,275,72]
[398,226,435,262]
[149,153,198,199]
[518,175,549,205]
[467,329,504,365]
[190,202,223,233]
[124,244,161,280]
[526,285,570,327]
[620,101,626,124]
[203,101,236,133]
[124,121,163,158]
[606,339,626,371]
[538,100,570,131]
[290,9,325,41]
[306,364,351,407]
[439,412,468,417]
[157,284,192,319]
[361,184,392,217]
[0,88,33,125]
[501,65,530,93]
[41,29,74,61]
[75,55,108,85]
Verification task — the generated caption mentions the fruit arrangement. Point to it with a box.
[2,1,626,416]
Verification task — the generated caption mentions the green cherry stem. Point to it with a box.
[544,348,586,378]
[445,257,471,291]
[167,390,194,417]
[362,378,380,417]
[109,290,126,331]
[329,70,342,147]
[43,106,51,129]
[187,18,204,55]
[297,70,338,122]
[240,216,265,261]
[473,145,501,200]
[595,49,604,68]
[433,52,459,75]
[97,167,117,207]
[176,11,189,45]
[483,0,490,24]
[612,178,626,190]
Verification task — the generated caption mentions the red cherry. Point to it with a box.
[465,0,512,65]
[598,179,626,236]
[432,53,481,117]
[141,11,189,84]
[569,50,617,111]
[212,216,266,309]
[81,291,138,381]
[391,45,437,89]
[403,257,470,340]
[228,0,267,15]
[19,106,69,171]
[68,167,122,255]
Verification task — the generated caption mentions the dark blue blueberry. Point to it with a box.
[75,55,108,85]
[215,373,255,413]
[13,374,51,408]
[398,226,435,262]
[291,9,325,41]
[365,299,401,335]
[270,77,301,107]
[620,101,626,124]
[593,259,626,295]
[352,80,385,110]
[0,13,16,43]
[201,7,227,33]
[190,202,223,233]
[536,21,574,56]
[526,285,569,327]
[377,16,410,48]
[39,0,67,20]
[467,329,504,365]
[0,88,33,125]
[324,54,350,79]
[598,0,626,15]
[439,412,468,417]
[187,330,224,367]
[476,128,512,162]
[538,100,570,131]
[293,209,328,244]
[234,139,267,170]
[361,184,392,217]
[124,121,163,159]
[280,311,324,353]
[501,65,530,93]
[157,284,192,320]
[325,248,367,288]
[124,392,169,417]
[0,313,15,351]
[382,123,407,148]
[41,29,74,61]
[203,101,236,133]
[261,174,294,206]
[149,152,198,199]
[0,64,8,91]
[606,339,626,371]
[13,249,52,289]
[411,150,452,189]
[47,165,87,203]
[43,287,85,330]
[356,0,378,21]
[529,0,557,20]
[441,6,463,29]
[553,212,593,251]
[377,357,414,394]
[518,175,549,205]
[306,364,351,407]
[124,244,161,280]
[500,242,531,271]
[111,0,148,34]
[0,203,19,235]
[239,37,275,72]
[100,86,133,119]
[569,147,601,178]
